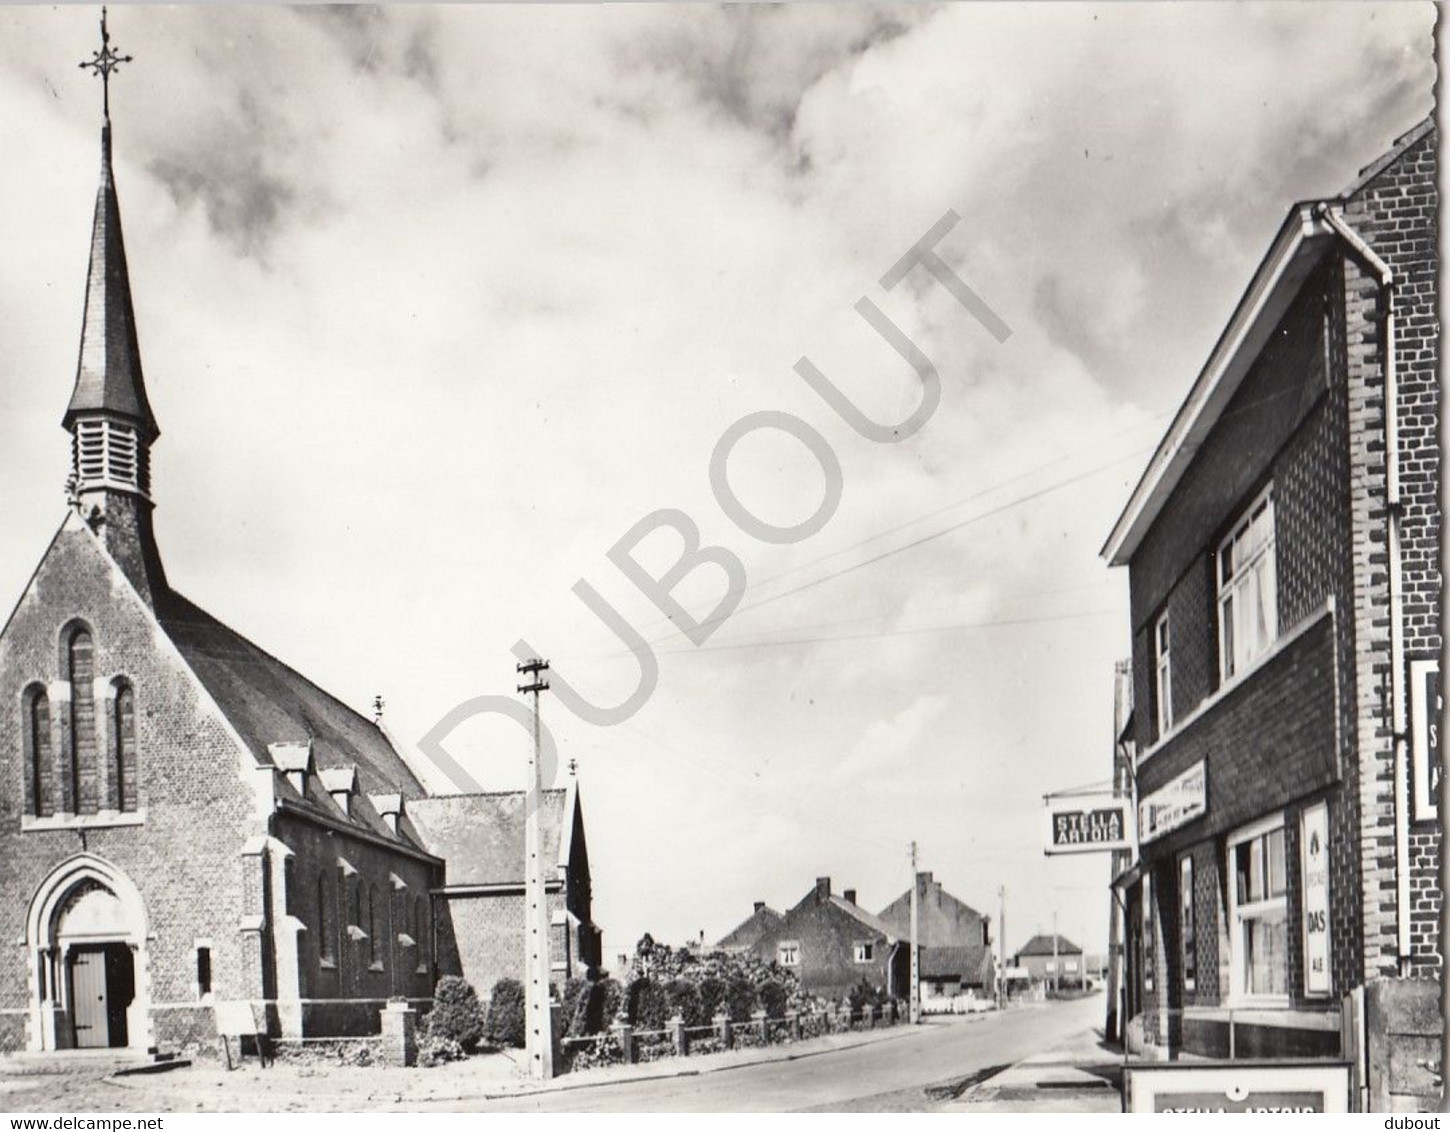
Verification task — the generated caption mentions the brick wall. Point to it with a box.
[1341,127,1440,976]
[0,523,265,1053]
[433,889,574,999]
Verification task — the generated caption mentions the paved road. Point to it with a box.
[454,994,1107,1113]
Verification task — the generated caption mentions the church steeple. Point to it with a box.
[65,8,166,604]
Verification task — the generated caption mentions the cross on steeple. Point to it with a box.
[78,7,132,121]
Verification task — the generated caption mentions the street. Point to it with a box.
[462,994,1106,1113]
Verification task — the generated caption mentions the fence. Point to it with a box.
[559,1001,903,1072]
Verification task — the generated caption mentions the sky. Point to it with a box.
[0,3,1435,962]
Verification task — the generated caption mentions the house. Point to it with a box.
[410,784,600,994]
[715,901,783,954]
[750,878,908,1001]
[0,54,600,1056]
[1012,934,1084,989]
[876,872,995,997]
[1102,116,1439,1103]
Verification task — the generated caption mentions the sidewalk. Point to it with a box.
[100,1022,919,1111]
[950,1025,1124,1113]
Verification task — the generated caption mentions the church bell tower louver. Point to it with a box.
[64,8,166,604]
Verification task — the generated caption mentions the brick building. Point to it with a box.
[410,785,600,994]
[1102,117,1440,1090]
[877,872,994,996]
[1011,934,1084,989]
[715,901,783,954]
[749,878,908,1002]
[0,85,598,1057]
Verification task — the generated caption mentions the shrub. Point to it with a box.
[697,976,726,1021]
[665,979,703,1028]
[724,974,756,1021]
[486,978,527,1048]
[417,1035,465,1067]
[428,976,485,1052]
[626,977,670,1033]
[597,977,624,1030]
[757,979,789,1019]
[562,978,591,1038]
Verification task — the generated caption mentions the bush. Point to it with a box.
[626,977,671,1033]
[597,977,624,1029]
[486,978,527,1048]
[724,975,756,1021]
[697,976,726,1021]
[417,1035,465,1067]
[428,976,486,1052]
[757,979,789,1019]
[665,979,704,1028]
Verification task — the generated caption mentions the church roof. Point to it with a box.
[156,590,427,801]
[409,788,576,887]
[64,125,158,439]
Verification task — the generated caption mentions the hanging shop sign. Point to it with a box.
[1043,792,1133,855]
[1299,801,1331,997]
[1138,760,1206,844]
[1124,1063,1350,1114]
[1411,659,1441,822]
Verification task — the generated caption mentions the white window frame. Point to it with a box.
[1155,611,1173,736]
[1226,813,1289,1007]
[853,941,874,964]
[1179,855,1196,994]
[1217,487,1278,683]
[777,941,800,968]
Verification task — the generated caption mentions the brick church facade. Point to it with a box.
[0,85,598,1056]
[1103,117,1440,1100]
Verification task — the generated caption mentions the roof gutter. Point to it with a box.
[1315,203,1412,972]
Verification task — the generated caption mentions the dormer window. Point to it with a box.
[269,741,313,795]
[370,792,403,834]
[320,766,357,816]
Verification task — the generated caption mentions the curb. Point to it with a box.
[103,1022,922,1107]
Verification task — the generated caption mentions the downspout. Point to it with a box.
[1316,203,1411,972]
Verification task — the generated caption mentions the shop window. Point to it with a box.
[854,942,874,963]
[777,941,800,968]
[1179,855,1196,994]
[1229,817,1288,1001]
[1155,612,1173,736]
[1217,488,1277,682]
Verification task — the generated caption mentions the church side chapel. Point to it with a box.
[0,13,599,1058]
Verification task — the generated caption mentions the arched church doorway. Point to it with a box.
[26,856,150,1053]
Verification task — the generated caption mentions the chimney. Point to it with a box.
[814,877,831,902]
[843,888,857,905]
[753,901,766,914]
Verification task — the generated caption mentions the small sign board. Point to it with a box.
[1043,793,1132,855]
[1300,801,1331,997]
[1125,1063,1349,1114]
[1139,759,1206,844]
[1411,659,1440,822]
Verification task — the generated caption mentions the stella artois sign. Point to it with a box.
[1044,792,1133,855]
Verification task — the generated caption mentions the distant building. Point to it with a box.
[1012,934,1084,988]
[750,878,907,1001]
[715,901,783,954]
[877,872,995,997]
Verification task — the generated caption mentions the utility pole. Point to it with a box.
[517,657,553,1081]
[1052,910,1060,995]
[997,884,1007,1010]
[909,841,920,1024]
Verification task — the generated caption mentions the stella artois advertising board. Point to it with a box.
[1043,792,1133,855]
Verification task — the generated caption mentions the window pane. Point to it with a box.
[1266,828,1286,897]
[1223,595,1236,677]
[1245,913,1287,996]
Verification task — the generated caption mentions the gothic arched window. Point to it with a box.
[24,686,51,817]
[113,681,137,812]
[64,626,97,815]
[415,896,428,969]
[368,885,379,968]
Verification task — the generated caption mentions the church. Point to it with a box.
[0,22,600,1057]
